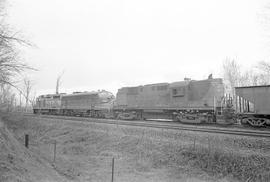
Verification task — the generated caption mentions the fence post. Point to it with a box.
[53,140,57,163]
[25,134,29,148]
[207,137,211,169]
[111,157,115,182]
[193,137,196,150]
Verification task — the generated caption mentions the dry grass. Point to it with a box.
[0,115,69,182]
[182,146,270,181]
[2,113,270,182]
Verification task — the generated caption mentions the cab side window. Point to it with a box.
[172,87,185,97]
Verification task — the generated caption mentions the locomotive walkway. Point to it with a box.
[24,113,270,138]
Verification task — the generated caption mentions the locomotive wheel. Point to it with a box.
[242,118,266,127]
[172,115,180,122]
[175,115,182,122]
[207,115,214,123]
[266,119,270,125]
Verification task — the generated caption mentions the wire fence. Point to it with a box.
[22,129,270,182]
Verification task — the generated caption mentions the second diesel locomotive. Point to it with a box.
[34,90,115,117]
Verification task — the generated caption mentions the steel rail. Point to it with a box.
[24,113,270,138]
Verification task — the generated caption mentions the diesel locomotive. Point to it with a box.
[33,77,270,127]
[34,90,115,117]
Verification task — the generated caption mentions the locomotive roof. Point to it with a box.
[62,90,113,98]
[119,82,169,89]
[38,93,64,98]
[235,85,270,89]
[62,91,99,97]
[143,82,169,87]
[169,81,190,87]
[119,78,222,90]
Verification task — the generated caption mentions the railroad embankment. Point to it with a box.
[1,113,270,182]
[0,117,69,182]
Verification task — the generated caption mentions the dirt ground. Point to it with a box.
[1,113,270,182]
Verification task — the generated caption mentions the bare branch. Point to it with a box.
[257,61,270,73]
[56,70,65,94]
[256,61,270,84]
[222,58,241,96]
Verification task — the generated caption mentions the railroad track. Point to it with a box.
[23,113,270,138]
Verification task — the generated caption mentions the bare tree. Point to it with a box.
[223,59,270,98]
[0,1,36,113]
[257,61,270,84]
[23,77,33,112]
[222,58,242,96]
[0,83,16,111]
[239,70,261,86]
[8,93,15,111]
[56,70,64,94]
[0,16,33,82]
[0,1,34,90]
[258,61,270,72]
[30,94,36,108]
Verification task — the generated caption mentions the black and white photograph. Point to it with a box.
[1,0,270,181]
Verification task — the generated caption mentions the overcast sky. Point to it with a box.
[7,0,270,95]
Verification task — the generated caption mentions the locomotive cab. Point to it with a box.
[33,93,64,115]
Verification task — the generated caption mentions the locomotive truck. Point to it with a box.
[33,77,270,127]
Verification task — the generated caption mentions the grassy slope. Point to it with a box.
[0,117,70,182]
[2,113,270,182]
